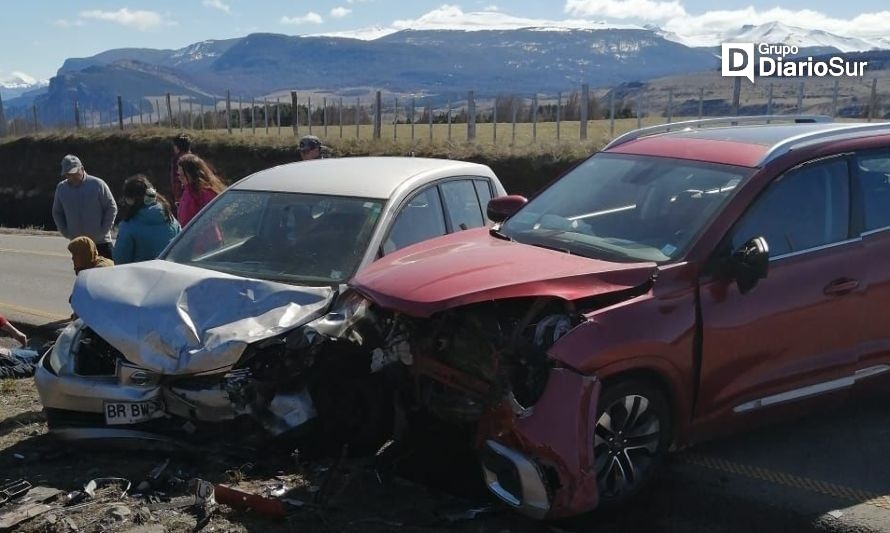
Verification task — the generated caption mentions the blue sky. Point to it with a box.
[2,0,888,81]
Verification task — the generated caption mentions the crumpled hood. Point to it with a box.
[71,260,334,374]
[352,228,656,317]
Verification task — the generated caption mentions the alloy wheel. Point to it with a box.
[593,394,662,499]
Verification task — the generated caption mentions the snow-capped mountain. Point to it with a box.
[0,72,48,99]
[652,21,882,53]
[724,22,876,53]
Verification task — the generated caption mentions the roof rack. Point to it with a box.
[602,115,833,151]
[759,121,890,166]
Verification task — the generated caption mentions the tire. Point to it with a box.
[593,379,672,509]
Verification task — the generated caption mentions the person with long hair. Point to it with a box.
[177,154,226,226]
[113,174,181,264]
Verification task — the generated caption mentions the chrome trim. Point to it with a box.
[604,115,832,151]
[861,226,890,238]
[769,236,861,262]
[481,440,551,520]
[760,122,890,166]
[733,365,890,413]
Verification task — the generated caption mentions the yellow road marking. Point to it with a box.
[682,453,890,511]
[0,247,69,258]
[0,301,69,321]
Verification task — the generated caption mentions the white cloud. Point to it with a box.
[52,19,84,28]
[331,7,352,18]
[346,0,372,3]
[202,0,231,14]
[565,0,686,21]
[482,5,499,12]
[79,8,167,30]
[281,12,324,25]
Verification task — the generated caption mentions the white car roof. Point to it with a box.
[231,156,498,199]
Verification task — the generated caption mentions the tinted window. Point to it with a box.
[731,159,850,257]
[501,154,748,262]
[855,153,890,231]
[474,179,493,217]
[384,187,446,254]
[441,180,485,230]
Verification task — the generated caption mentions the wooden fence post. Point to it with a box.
[308,96,313,135]
[289,92,298,136]
[265,98,270,134]
[117,95,124,130]
[556,92,561,142]
[411,96,416,141]
[732,78,741,116]
[797,81,805,114]
[338,97,343,138]
[512,100,517,144]
[698,87,704,119]
[493,100,497,144]
[322,97,327,138]
[868,78,877,122]
[447,99,452,141]
[277,98,282,136]
[468,90,476,141]
[226,91,232,134]
[251,100,256,134]
[428,102,433,142]
[393,96,398,141]
[766,84,773,122]
[374,91,382,140]
[165,93,174,128]
[831,79,839,118]
[356,97,361,139]
[667,88,674,124]
[580,83,589,141]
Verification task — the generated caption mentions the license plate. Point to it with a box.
[103,401,160,425]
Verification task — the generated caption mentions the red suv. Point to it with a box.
[335,116,890,518]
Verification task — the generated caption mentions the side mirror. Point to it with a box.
[487,195,528,223]
[729,236,769,294]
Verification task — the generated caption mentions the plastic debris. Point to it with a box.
[83,478,131,499]
[213,484,287,519]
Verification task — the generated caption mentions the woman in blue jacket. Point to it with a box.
[113,174,181,264]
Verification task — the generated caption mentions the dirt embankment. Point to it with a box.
[0,132,587,229]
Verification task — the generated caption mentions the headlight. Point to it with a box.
[309,289,373,339]
[48,319,83,374]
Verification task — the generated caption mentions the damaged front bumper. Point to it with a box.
[479,368,601,519]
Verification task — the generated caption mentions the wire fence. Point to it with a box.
[0,77,887,144]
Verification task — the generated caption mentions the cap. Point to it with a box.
[60,155,83,176]
[298,135,323,151]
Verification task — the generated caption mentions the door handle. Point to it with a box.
[823,278,859,296]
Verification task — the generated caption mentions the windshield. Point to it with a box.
[165,190,384,284]
[501,154,750,263]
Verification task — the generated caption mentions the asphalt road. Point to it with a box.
[0,233,74,324]
[3,233,890,532]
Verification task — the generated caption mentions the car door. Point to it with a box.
[851,150,890,378]
[696,156,867,421]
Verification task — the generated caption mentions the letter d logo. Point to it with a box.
[722,43,755,83]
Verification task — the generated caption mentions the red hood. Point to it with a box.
[353,228,656,317]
